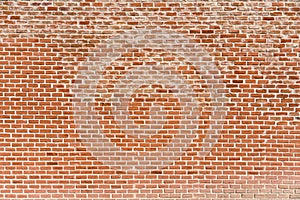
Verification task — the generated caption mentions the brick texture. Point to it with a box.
[0,1,299,199]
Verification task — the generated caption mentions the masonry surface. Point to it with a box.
[0,1,299,200]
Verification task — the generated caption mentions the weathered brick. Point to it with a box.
[0,0,299,199]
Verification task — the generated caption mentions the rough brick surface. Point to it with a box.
[0,1,299,199]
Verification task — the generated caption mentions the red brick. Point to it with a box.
[0,0,299,199]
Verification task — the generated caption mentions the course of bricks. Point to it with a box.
[0,1,299,199]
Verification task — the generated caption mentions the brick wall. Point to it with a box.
[0,1,299,199]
